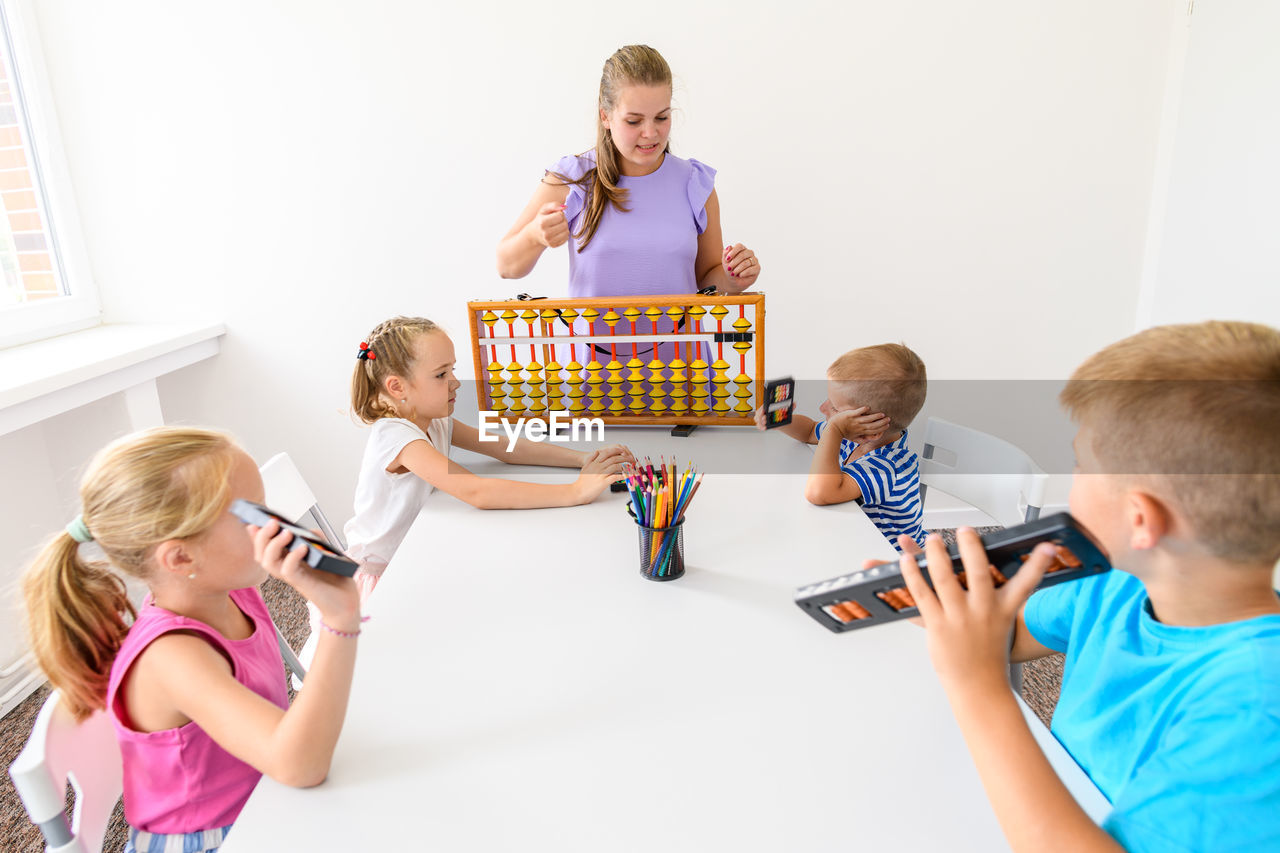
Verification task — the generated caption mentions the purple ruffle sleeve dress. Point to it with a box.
[548,149,717,298]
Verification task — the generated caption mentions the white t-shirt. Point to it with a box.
[343,416,453,569]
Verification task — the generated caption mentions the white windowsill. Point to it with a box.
[0,321,226,436]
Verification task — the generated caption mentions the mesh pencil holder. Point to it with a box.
[636,521,685,581]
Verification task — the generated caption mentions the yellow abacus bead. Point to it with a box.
[486,363,506,411]
[732,316,753,355]
[732,373,754,414]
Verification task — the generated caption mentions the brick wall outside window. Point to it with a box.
[0,47,60,307]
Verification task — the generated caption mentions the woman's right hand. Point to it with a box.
[251,519,361,630]
[527,202,570,249]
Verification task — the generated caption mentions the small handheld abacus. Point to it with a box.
[762,377,795,428]
[467,293,766,427]
[229,500,359,577]
[794,514,1111,633]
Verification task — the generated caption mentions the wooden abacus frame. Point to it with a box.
[466,293,766,426]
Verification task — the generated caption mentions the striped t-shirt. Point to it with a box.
[814,423,926,550]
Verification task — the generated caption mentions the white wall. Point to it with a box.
[25,0,1176,516]
[1138,0,1280,329]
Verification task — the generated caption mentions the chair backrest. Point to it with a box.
[919,417,1049,529]
[259,451,349,685]
[8,690,122,853]
[258,452,344,550]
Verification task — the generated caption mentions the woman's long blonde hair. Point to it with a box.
[22,427,241,720]
[350,316,441,424]
[552,44,673,252]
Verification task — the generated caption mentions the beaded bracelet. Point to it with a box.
[319,616,370,639]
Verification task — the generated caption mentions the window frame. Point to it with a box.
[0,0,99,350]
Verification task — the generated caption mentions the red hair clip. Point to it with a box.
[357,342,376,361]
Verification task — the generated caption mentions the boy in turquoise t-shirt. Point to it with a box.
[894,321,1280,852]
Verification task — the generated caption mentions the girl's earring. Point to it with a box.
[400,399,407,404]
[188,572,196,580]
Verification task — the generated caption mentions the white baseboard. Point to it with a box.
[1,656,46,719]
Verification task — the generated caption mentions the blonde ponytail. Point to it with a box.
[23,534,134,720]
[21,427,239,721]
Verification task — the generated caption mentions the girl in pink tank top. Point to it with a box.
[21,427,364,853]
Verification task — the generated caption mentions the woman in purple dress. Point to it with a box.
[496,44,761,297]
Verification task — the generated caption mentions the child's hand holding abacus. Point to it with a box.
[899,528,1054,695]
[251,518,362,632]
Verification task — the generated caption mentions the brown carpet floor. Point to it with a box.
[1,531,1063,852]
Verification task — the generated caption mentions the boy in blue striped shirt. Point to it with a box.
[757,343,927,551]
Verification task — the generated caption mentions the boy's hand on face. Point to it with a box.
[900,529,1055,696]
[827,406,891,444]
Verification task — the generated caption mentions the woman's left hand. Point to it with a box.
[724,243,761,286]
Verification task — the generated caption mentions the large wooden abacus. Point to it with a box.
[466,293,766,426]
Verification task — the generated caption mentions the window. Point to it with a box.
[0,0,98,348]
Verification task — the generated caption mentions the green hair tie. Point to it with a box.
[65,515,94,544]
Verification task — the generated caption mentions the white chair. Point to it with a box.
[918,417,1049,528]
[918,418,1050,696]
[259,452,345,550]
[9,690,122,853]
[259,452,347,686]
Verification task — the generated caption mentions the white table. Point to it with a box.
[227,427,1108,851]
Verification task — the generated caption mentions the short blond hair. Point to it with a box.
[827,343,927,432]
[1060,320,1280,564]
[22,427,241,720]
